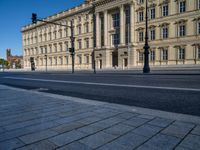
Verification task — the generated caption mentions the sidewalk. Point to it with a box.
[0,85,199,150]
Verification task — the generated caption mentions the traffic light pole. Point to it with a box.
[32,13,75,74]
[70,21,75,74]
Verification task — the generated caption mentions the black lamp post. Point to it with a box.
[92,2,96,74]
[143,0,150,73]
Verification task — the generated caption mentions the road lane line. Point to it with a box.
[3,76,200,92]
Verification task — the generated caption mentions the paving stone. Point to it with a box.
[179,134,200,150]
[96,141,128,150]
[57,141,92,150]
[79,131,117,149]
[0,138,24,150]
[132,124,162,138]
[148,117,174,128]
[19,130,58,144]
[16,140,57,150]
[162,121,195,138]
[49,130,87,147]
[136,134,181,150]
[111,132,148,150]
[103,123,135,136]
[137,114,155,120]
[191,125,200,135]
[175,146,192,150]
[51,121,85,133]
[77,116,103,125]
[77,124,104,134]
[123,117,149,127]
[116,112,139,119]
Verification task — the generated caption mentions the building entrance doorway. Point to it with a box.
[112,51,118,67]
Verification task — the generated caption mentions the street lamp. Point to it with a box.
[143,0,150,73]
[44,54,47,72]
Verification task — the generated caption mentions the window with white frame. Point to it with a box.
[198,22,200,34]
[85,23,89,33]
[60,57,63,65]
[54,57,57,65]
[78,26,81,34]
[198,0,200,9]
[112,34,120,46]
[86,55,89,64]
[112,13,120,28]
[65,41,68,51]
[138,0,144,4]
[54,31,57,39]
[65,56,68,65]
[150,7,155,19]
[138,11,144,22]
[59,43,62,52]
[150,28,156,40]
[162,4,169,16]
[49,45,52,53]
[150,50,155,61]
[162,26,169,39]
[179,24,186,37]
[78,40,82,49]
[64,28,68,37]
[139,31,144,42]
[163,49,168,60]
[54,44,57,52]
[179,0,186,13]
[139,51,144,61]
[78,55,82,64]
[85,39,89,49]
[48,32,52,40]
[179,47,185,59]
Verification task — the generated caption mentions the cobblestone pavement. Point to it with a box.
[0,85,200,150]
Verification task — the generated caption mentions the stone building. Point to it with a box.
[6,49,23,69]
[21,0,200,70]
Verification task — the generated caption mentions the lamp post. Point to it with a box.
[92,2,96,74]
[143,0,150,73]
[44,54,47,72]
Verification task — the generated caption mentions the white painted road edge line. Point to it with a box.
[0,84,200,125]
[4,76,200,92]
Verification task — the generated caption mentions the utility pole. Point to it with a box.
[143,0,150,73]
[31,13,75,74]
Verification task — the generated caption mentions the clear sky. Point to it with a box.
[0,0,84,59]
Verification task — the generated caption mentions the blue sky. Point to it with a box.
[0,0,84,59]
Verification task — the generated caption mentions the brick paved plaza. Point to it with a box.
[0,85,200,150]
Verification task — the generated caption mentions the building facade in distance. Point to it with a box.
[21,0,200,70]
[6,49,23,69]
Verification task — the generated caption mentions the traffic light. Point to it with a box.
[32,13,37,24]
[69,48,75,53]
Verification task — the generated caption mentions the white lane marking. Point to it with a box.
[3,76,200,92]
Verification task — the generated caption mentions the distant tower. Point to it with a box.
[6,48,11,61]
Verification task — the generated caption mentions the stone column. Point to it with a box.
[96,12,100,48]
[120,5,125,45]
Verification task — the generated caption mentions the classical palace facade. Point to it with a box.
[22,0,200,70]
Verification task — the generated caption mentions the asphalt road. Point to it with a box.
[0,71,200,116]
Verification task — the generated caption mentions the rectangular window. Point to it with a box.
[150,51,155,61]
[150,29,155,40]
[54,44,57,52]
[100,15,104,47]
[179,1,186,13]
[179,48,185,59]
[179,25,186,37]
[163,27,168,39]
[49,45,52,53]
[150,8,155,19]
[163,49,168,60]
[112,13,120,28]
[125,7,130,44]
[65,42,68,51]
[138,0,144,4]
[86,55,89,64]
[78,56,82,64]
[78,40,82,49]
[138,11,144,22]
[198,22,200,34]
[139,52,144,61]
[112,34,120,46]
[85,24,89,33]
[78,26,81,34]
[59,44,62,52]
[86,39,89,49]
[66,56,68,65]
[162,5,169,16]
[139,31,144,42]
